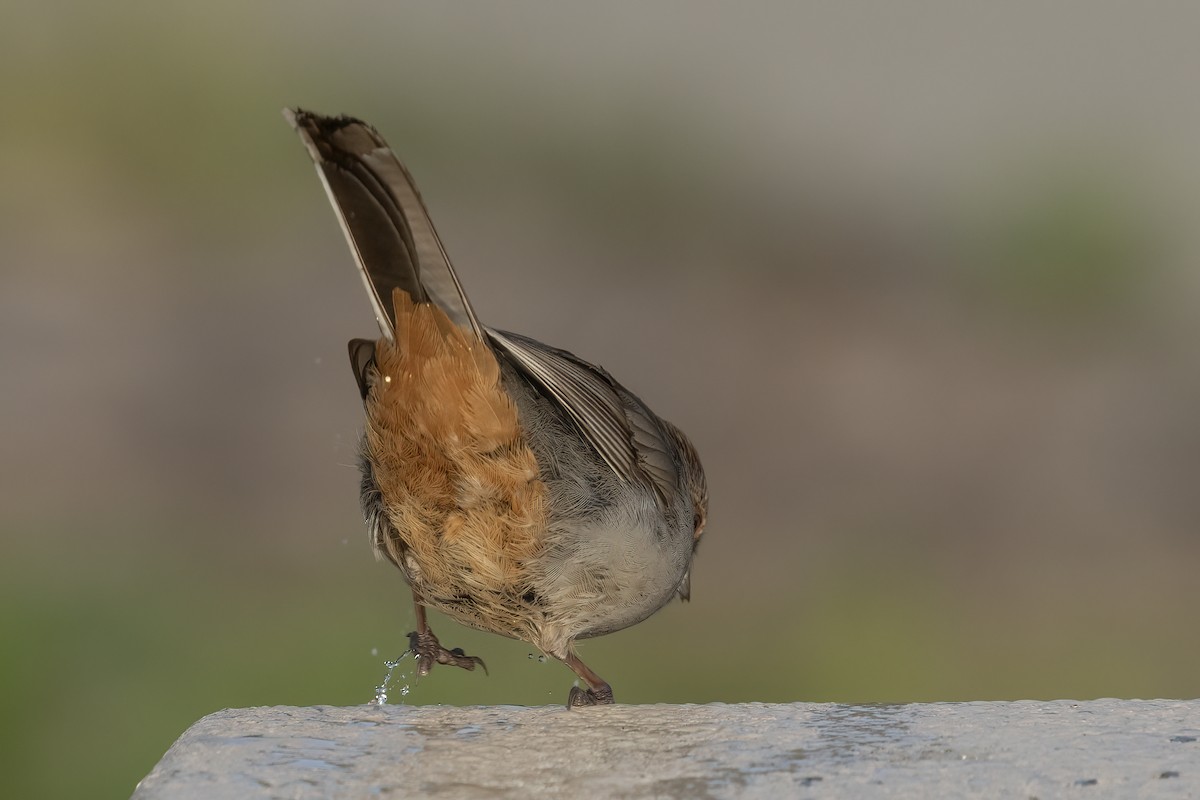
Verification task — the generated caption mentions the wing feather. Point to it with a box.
[488,329,680,505]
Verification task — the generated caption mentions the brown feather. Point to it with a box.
[364,290,548,639]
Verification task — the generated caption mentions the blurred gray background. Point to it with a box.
[2,2,1199,797]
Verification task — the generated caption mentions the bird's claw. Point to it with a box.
[407,630,488,676]
[567,684,614,708]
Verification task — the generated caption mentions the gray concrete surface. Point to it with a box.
[133,700,1199,798]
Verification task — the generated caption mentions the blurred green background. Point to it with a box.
[3,2,1200,797]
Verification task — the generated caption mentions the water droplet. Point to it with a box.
[372,652,413,706]
[371,648,378,657]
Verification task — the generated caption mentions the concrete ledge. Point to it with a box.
[133,700,1199,798]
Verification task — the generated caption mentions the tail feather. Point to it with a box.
[285,109,483,341]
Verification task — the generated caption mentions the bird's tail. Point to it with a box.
[285,109,482,342]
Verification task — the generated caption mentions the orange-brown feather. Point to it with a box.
[364,290,547,638]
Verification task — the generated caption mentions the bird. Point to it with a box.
[286,109,708,706]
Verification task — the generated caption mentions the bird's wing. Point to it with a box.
[488,329,680,505]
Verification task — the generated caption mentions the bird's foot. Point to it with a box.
[567,683,614,708]
[407,629,488,676]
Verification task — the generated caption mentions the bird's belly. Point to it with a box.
[530,515,693,646]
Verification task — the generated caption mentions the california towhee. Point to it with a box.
[287,110,707,706]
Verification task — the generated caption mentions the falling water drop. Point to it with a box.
[371,652,414,706]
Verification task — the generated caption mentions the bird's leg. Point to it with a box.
[406,598,488,676]
[561,650,614,708]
